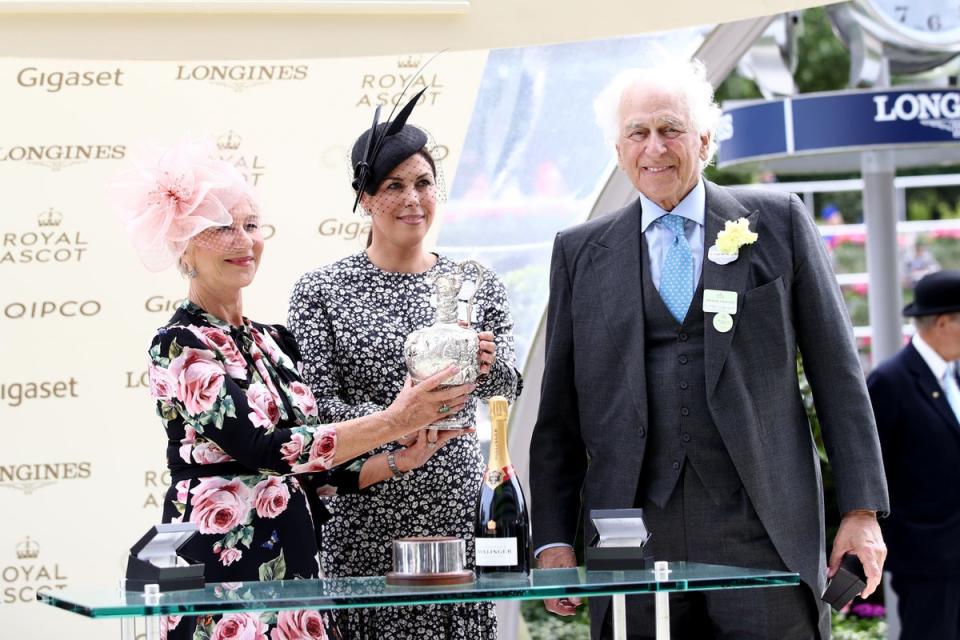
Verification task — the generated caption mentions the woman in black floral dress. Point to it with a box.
[288,111,521,639]
[113,138,472,640]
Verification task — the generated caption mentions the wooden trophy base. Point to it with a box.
[385,570,475,586]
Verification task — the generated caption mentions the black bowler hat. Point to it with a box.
[903,269,960,317]
[350,87,428,210]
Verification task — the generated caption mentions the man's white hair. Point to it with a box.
[593,59,722,169]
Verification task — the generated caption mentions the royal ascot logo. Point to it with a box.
[2,299,102,319]
[355,55,445,108]
[0,208,90,266]
[174,63,309,93]
[0,143,125,171]
[0,377,79,408]
[0,463,92,496]
[873,91,960,138]
[143,467,172,510]
[15,66,125,92]
[217,130,269,188]
[3,537,69,604]
[318,217,371,242]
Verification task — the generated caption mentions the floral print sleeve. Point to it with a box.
[149,323,336,475]
[472,269,522,401]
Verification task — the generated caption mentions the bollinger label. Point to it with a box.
[484,465,513,490]
[475,537,518,566]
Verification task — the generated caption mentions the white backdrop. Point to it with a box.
[0,50,487,638]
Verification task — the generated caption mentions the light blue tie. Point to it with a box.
[657,213,694,323]
[943,362,960,423]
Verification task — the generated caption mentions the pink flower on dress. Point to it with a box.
[214,582,242,597]
[252,477,290,519]
[218,547,243,567]
[280,433,305,467]
[287,382,318,418]
[292,429,337,473]
[252,330,286,366]
[191,326,247,379]
[179,426,198,463]
[168,347,224,415]
[160,614,183,640]
[210,612,268,640]
[189,477,250,535]
[270,610,328,640]
[148,363,177,401]
[192,441,234,464]
[175,480,190,503]
[246,383,280,429]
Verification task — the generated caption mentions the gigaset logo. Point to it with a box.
[16,66,125,92]
[318,218,371,241]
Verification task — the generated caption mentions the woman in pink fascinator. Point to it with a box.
[113,138,474,640]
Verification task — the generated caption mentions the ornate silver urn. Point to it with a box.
[403,260,486,429]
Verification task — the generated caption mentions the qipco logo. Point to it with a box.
[3,300,102,320]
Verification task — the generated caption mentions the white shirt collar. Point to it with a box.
[912,333,952,383]
[639,178,706,233]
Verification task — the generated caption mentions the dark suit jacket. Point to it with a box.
[868,342,960,577]
[529,181,890,639]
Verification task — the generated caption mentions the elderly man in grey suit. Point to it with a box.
[529,60,889,639]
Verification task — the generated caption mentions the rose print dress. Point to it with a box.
[149,301,355,640]
[288,252,521,640]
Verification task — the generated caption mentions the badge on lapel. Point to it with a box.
[707,217,758,266]
[704,289,738,333]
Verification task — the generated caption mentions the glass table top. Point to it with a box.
[38,563,799,619]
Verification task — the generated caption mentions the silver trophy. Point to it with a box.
[403,260,486,429]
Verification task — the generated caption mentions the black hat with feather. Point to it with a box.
[351,87,429,211]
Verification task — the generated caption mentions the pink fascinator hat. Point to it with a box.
[110,137,258,272]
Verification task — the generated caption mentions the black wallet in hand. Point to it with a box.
[821,554,867,611]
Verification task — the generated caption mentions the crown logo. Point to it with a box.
[397,56,421,70]
[217,130,242,151]
[37,208,63,227]
[16,537,39,560]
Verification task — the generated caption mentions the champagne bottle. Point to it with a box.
[474,396,531,576]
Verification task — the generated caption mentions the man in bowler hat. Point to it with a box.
[868,269,960,639]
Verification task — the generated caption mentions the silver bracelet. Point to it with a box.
[386,451,406,478]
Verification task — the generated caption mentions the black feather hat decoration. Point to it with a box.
[351,87,429,212]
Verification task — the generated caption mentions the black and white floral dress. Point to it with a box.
[288,252,521,640]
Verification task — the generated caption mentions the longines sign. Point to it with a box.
[0,463,92,495]
[0,144,125,171]
[718,88,960,168]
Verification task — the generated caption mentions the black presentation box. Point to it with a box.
[125,523,205,592]
[585,509,654,571]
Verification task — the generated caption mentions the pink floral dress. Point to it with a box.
[149,301,356,640]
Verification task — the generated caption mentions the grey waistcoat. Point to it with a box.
[638,237,741,507]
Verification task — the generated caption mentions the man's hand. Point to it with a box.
[828,509,886,598]
[538,546,581,616]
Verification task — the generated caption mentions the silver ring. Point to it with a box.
[439,403,450,414]
[427,442,437,449]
